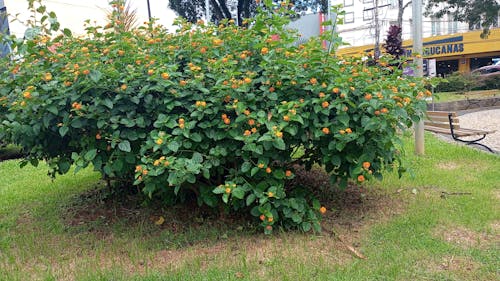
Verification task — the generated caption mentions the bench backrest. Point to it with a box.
[425,111,460,129]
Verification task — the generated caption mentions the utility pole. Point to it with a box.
[0,0,11,58]
[412,0,425,155]
[146,0,152,21]
[205,0,210,22]
[364,3,390,59]
[374,0,380,59]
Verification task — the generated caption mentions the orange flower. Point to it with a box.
[161,72,170,79]
[147,69,154,76]
[43,72,52,81]
[261,47,269,55]
[225,187,231,194]
[381,108,388,114]
[243,77,252,84]
[374,110,380,116]
[71,102,82,110]
[155,139,163,145]
[318,92,325,98]
[357,175,365,182]
[319,206,327,214]
[332,87,340,94]
[120,84,128,91]
[283,115,290,122]
[266,167,272,174]
[95,133,102,140]
[135,165,142,172]
[23,92,31,99]
[223,118,231,125]
[244,130,251,136]
[251,127,257,133]
[321,101,329,108]
[258,163,265,169]
[364,94,372,101]
[309,78,318,85]
[268,217,273,223]
[260,214,266,221]
[179,80,187,86]
[247,119,255,126]
[285,170,292,177]
[345,128,352,134]
[275,131,283,138]
[362,162,371,170]
[82,69,90,75]
[267,191,274,197]
[322,127,330,134]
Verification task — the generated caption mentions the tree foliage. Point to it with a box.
[425,0,500,38]
[168,0,328,25]
[383,25,405,59]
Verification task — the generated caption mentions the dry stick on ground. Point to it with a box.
[323,227,367,259]
[440,191,473,199]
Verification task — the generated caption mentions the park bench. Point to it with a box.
[424,111,496,152]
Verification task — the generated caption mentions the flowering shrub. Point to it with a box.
[0,0,428,233]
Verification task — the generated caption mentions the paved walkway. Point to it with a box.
[458,108,500,153]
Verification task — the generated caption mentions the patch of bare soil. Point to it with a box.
[436,162,460,170]
[435,255,481,272]
[50,167,406,278]
[434,225,499,249]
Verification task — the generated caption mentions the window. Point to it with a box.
[448,20,458,34]
[363,10,373,21]
[344,0,354,7]
[344,12,354,24]
[431,18,441,35]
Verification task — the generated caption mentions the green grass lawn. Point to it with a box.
[432,89,500,103]
[0,133,498,281]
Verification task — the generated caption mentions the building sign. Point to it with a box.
[404,36,464,57]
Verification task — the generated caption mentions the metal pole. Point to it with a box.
[146,0,152,21]
[205,0,210,22]
[374,0,380,59]
[412,0,425,155]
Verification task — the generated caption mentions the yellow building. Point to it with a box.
[336,28,500,76]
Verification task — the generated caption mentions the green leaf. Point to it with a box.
[250,166,260,177]
[291,213,302,223]
[190,133,202,142]
[84,149,97,161]
[232,187,245,199]
[246,194,256,206]
[241,161,252,173]
[89,70,102,83]
[192,152,203,163]
[118,140,131,152]
[301,222,312,232]
[59,126,69,137]
[62,28,72,37]
[167,141,179,152]
[213,186,226,194]
[102,98,113,109]
[273,138,286,150]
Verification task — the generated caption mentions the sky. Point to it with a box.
[4,0,176,38]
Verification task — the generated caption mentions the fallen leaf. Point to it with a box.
[155,216,165,225]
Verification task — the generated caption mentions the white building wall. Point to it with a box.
[4,0,175,38]
[332,0,477,48]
